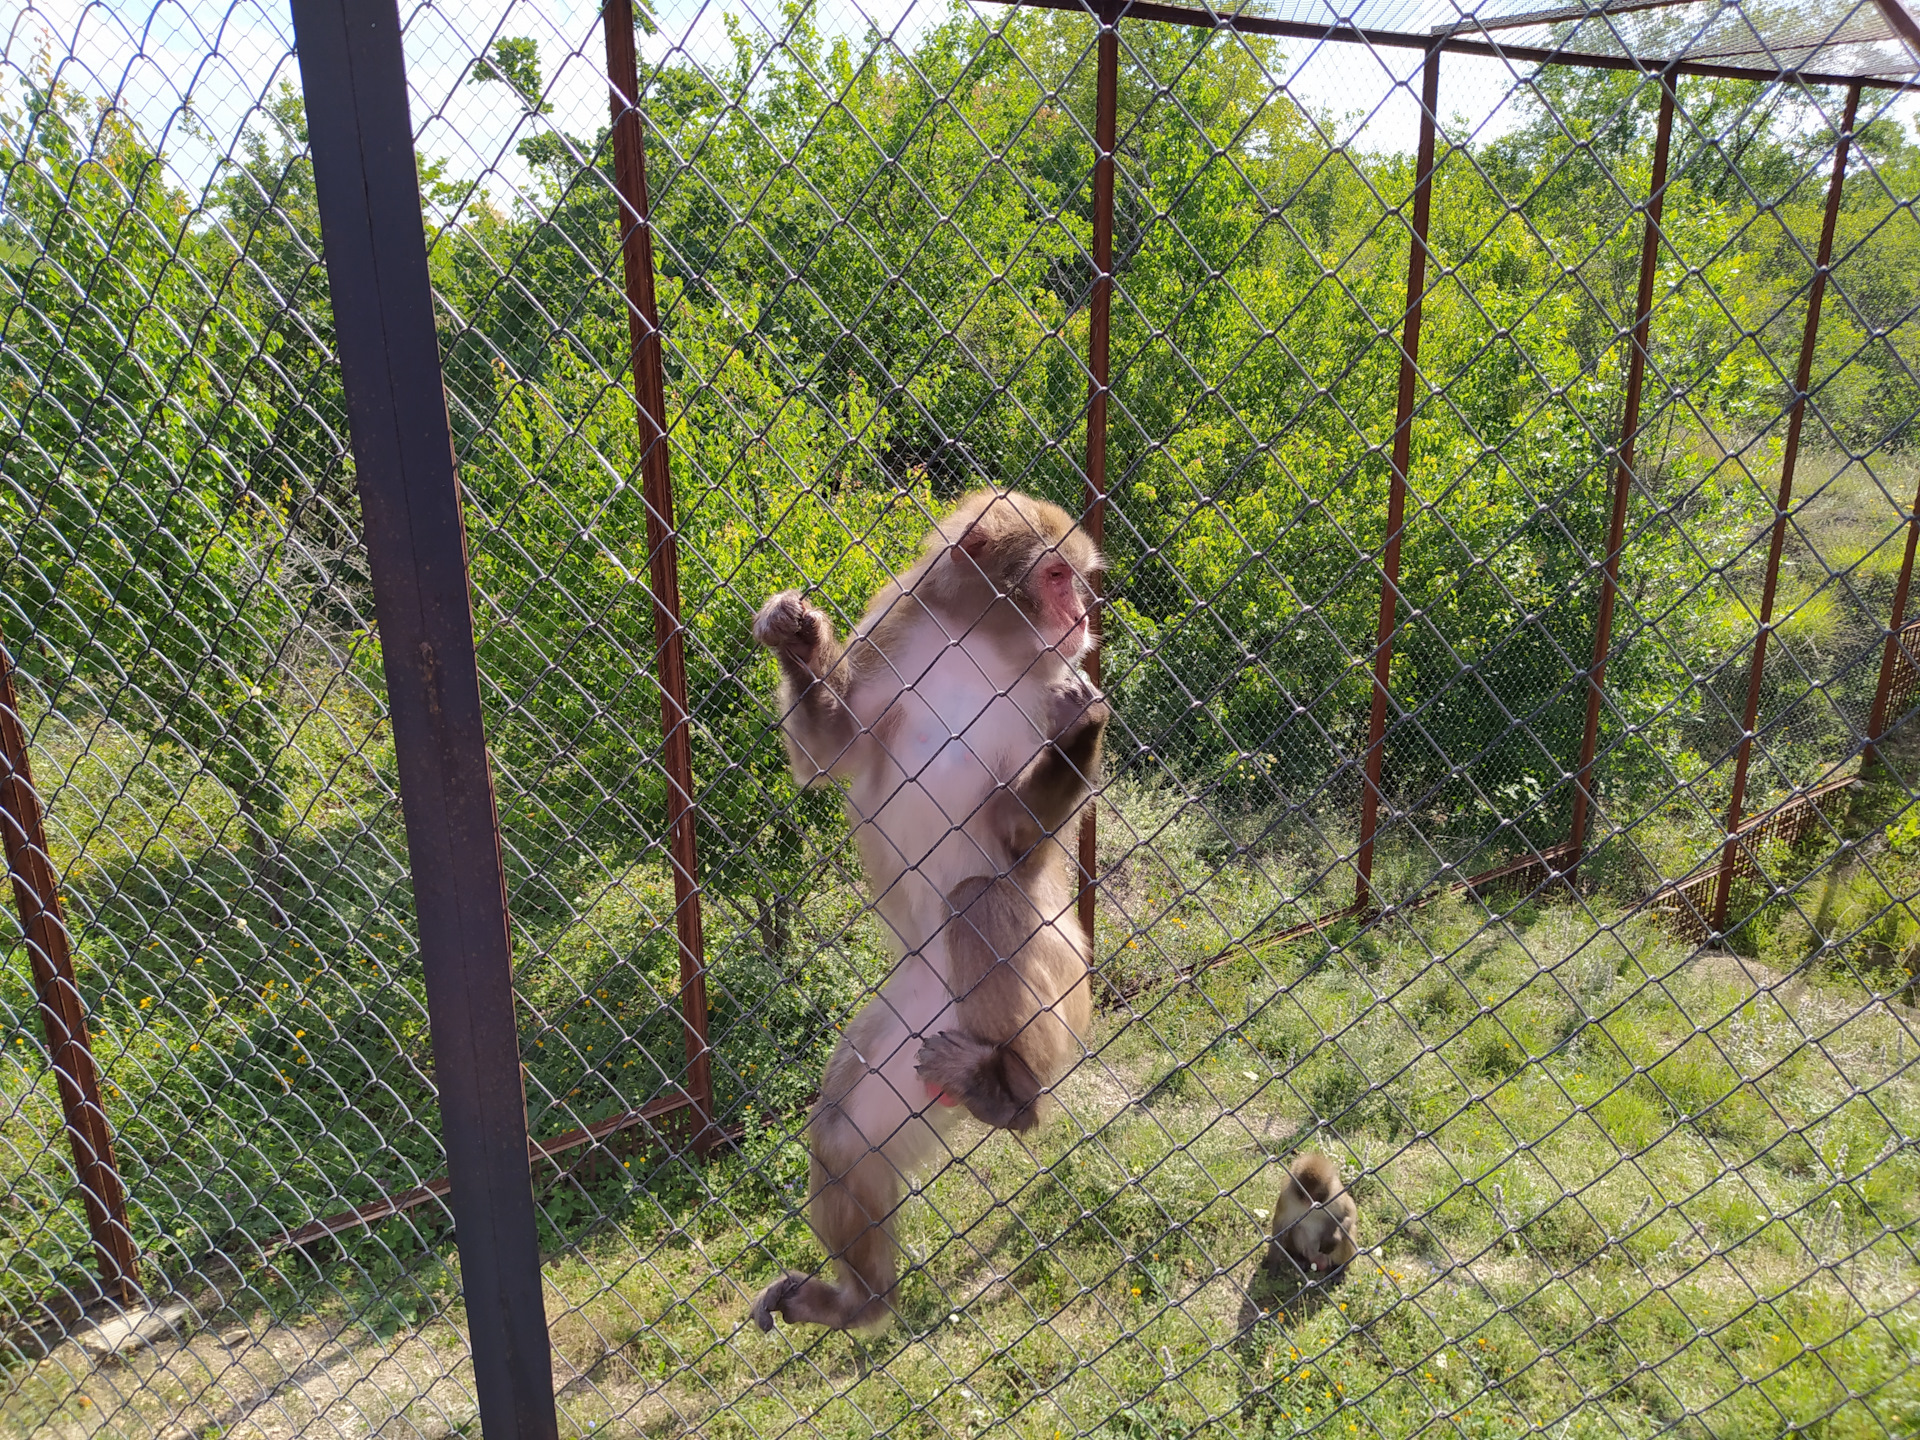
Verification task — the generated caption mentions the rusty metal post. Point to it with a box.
[0,647,139,1305]
[292,0,558,1433]
[1078,3,1118,945]
[604,0,715,1151]
[1353,46,1441,912]
[1869,518,1920,766]
[1867,126,1918,759]
[1711,82,1862,934]
[1564,76,1677,883]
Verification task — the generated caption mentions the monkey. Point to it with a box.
[1267,1151,1360,1279]
[747,490,1107,1332]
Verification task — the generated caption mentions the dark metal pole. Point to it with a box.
[1354,46,1441,912]
[1079,3,1118,945]
[1712,82,1862,933]
[603,0,715,1153]
[289,1,557,1435]
[1564,76,1677,883]
[0,647,138,1305]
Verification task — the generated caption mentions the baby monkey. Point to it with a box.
[915,665,1106,1130]
[1268,1151,1360,1278]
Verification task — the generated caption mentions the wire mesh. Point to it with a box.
[3,0,1919,1436]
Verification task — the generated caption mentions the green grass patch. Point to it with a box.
[6,736,1920,1440]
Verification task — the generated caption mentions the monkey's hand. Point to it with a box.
[989,676,1109,844]
[756,590,859,779]
[916,1031,1044,1132]
[1046,673,1110,746]
[1039,674,1109,794]
[752,590,834,672]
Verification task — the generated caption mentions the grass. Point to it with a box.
[1782,448,1920,583]
[0,667,453,1330]
[0,659,883,1334]
[5,670,1920,1437]
[408,883,1920,1438]
[12,791,1917,1439]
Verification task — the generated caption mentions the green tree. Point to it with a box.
[1,77,295,870]
[470,37,553,117]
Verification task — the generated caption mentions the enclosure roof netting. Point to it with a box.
[1124,0,1920,81]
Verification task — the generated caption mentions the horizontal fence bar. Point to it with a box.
[1656,772,1859,939]
[264,1092,695,1252]
[1009,0,1918,91]
[1431,0,1701,37]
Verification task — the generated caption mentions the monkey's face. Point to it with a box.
[941,492,1102,657]
[1031,549,1096,662]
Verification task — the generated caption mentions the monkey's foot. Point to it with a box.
[1267,1247,1348,1282]
[915,1030,995,1109]
[916,1031,1042,1132]
[751,1271,808,1332]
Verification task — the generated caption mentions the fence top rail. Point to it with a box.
[1009,0,1920,89]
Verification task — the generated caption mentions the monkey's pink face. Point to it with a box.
[1035,553,1094,661]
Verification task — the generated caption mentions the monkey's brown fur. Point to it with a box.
[1268,1152,1360,1278]
[916,675,1106,1130]
[750,490,1106,1333]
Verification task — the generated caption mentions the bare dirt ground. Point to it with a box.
[7,1289,482,1440]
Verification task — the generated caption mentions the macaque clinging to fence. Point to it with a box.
[749,490,1108,1332]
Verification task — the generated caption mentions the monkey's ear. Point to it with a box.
[951,521,995,566]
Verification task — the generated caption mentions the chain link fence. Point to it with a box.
[4,0,1919,1435]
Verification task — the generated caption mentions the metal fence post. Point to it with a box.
[1354,46,1441,912]
[1867,73,1920,770]
[1711,82,1862,935]
[0,646,139,1306]
[1079,1,1118,945]
[603,0,716,1154]
[289,1,558,1435]
[1868,525,1920,767]
[1564,75,1677,883]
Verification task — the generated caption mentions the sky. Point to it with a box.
[2,0,1583,205]
[2,0,1905,226]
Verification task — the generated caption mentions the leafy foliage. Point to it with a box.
[1,78,296,837]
